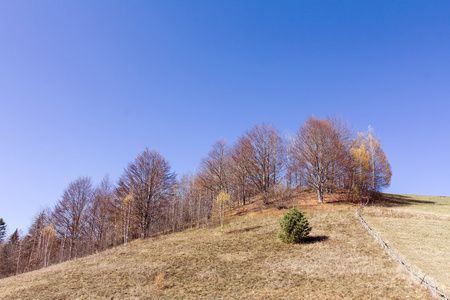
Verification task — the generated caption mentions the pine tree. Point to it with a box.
[0,218,6,244]
[278,207,311,243]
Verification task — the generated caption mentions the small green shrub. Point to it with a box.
[278,207,311,243]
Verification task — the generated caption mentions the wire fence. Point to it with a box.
[356,199,448,299]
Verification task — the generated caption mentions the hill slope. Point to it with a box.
[0,195,431,299]
[362,193,450,290]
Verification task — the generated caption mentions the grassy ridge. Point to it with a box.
[0,194,432,299]
[362,194,450,291]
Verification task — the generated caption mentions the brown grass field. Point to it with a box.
[362,193,450,291]
[0,191,434,299]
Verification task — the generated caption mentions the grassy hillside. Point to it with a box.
[0,192,432,299]
[362,194,450,291]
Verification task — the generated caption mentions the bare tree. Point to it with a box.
[327,116,353,191]
[245,123,285,202]
[85,176,115,252]
[166,172,213,232]
[295,116,351,203]
[116,149,176,238]
[198,140,230,196]
[23,210,47,271]
[53,177,93,260]
[229,136,254,206]
[0,229,21,277]
[175,174,192,230]
[284,130,298,189]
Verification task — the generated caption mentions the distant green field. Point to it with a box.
[362,194,450,291]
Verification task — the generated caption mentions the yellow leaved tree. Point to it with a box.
[215,190,231,232]
[41,224,57,268]
[350,127,392,198]
[122,193,134,247]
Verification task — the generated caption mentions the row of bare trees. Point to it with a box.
[0,116,391,279]
[196,118,390,205]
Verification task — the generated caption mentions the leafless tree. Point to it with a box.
[295,116,351,203]
[229,136,254,206]
[23,210,47,271]
[198,140,230,196]
[52,177,93,260]
[85,176,115,252]
[0,229,22,277]
[116,149,176,238]
[284,130,299,189]
[245,123,285,202]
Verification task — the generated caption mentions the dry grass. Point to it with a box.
[0,192,432,299]
[362,194,450,291]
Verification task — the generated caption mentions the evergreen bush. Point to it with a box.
[278,207,311,243]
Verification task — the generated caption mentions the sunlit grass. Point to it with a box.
[363,194,450,291]
[0,194,432,299]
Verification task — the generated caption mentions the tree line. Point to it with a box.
[0,116,391,278]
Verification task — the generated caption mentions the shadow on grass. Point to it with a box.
[227,226,262,235]
[372,194,436,208]
[302,235,329,244]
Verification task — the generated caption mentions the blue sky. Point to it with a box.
[1,1,449,235]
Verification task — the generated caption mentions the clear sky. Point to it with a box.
[1,1,449,236]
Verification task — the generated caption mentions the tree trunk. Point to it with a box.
[69,239,74,260]
[44,239,48,268]
[317,188,323,203]
[15,241,22,275]
[59,238,66,263]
